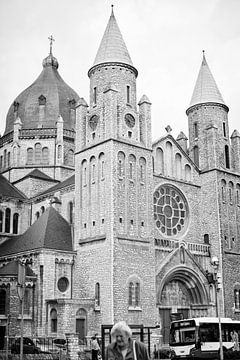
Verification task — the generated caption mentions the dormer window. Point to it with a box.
[38,95,46,105]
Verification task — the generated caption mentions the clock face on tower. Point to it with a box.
[89,115,99,131]
[125,113,135,128]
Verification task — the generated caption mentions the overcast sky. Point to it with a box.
[0,0,240,141]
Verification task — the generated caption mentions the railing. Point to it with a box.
[155,238,210,256]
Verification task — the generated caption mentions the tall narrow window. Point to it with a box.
[13,213,19,234]
[225,145,230,169]
[3,150,7,168]
[57,145,62,160]
[0,289,6,315]
[93,87,97,105]
[234,288,240,310]
[0,155,2,169]
[194,123,198,138]
[0,210,3,232]
[42,147,49,164]
[129,163,133,179]
[5,208,11,233]
[27,148,34,164]
[23,287,32,316]
[128,282,134,306]
[193,146,199,167]
[7,152,10,167]
[68,201,74,224]
[135,282,140,306]
[95,282,100,307]
[127,85,130,103]
[68,149,74,166]
[223,122,226,137]
[50,309,57,333]
[35,143,42,164]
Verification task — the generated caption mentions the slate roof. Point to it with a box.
[0,260,36,277]
[35,174,74,198]
[189,52,225,108]
[93,7,133,67]
[12,169,57,185]
[0,207,73,257]
[0,174,26,199]
[4,52,80,135]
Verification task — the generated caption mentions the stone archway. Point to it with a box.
[157,266,209,344]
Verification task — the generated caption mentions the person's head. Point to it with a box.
[111,321,132,349]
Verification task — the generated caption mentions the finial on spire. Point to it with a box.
[111,4,114,15]
[48,35,55,55]
[202,49,207,65]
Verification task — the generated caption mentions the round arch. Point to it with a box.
[157,266,209,306]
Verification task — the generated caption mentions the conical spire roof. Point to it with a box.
[189,52,225,108]
[93,6,133,67]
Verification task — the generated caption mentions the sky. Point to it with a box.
[0,0,240,141]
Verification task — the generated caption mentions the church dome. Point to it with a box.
[4,52,80,135]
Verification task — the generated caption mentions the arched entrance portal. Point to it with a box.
[157,267,209,345]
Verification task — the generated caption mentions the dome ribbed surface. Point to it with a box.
[4,53,79,135]
[189,53,225,108]
[93,8,133,67]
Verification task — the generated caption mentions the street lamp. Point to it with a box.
[211,256,223,360]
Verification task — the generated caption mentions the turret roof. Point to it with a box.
[93,6,133,67]
[189,52,225,108]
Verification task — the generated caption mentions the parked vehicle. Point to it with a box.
[36,337,67,353]
[11,337,41,354]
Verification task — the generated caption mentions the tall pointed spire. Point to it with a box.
[189,51,225,108]
[93,6,133,67]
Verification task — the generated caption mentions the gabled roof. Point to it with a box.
[0,207,73,257]
[93,7,133,67]
[12,169,57,185]
[35,174,75,198]
[0,174,26,200]
[0,260,36,277]
[188,52,225,109]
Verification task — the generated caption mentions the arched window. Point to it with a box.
[118,152,125,178]
[236,184,240,206]
[81,160,87,186]
[13,213,19,234]
[0,210,3,232]
[41,206,45,214]
[185,164,192,182]
[221,179,226,203]
[204,234,209,244]
[27,148,34,164]
[95,282,100,307]
[193,146,199,167]
[175,153,182,179]
[5,208,11,233]
[128,155,136,181]
[229,181,234,204]
[35,211,40,221]
[68,201,74,224]
[128,281,140,307]
[139,157,146,182]
[128,282,134,306]
[166,141,173,176]
[135,282,140,307]
[234,286,240,310]
[42,147,49,164]
[194,122,198,138]
[225,145,230,169]
[90,156,96,183]
[99,153,105,179]
[0,289,6,315]
[68,149,74,166]
[50,309,57,333]
[57,145,62,160]
[35,143,42,164]
[0,155,3,169]
[3,150,7,168]
[23,287,32,315]
[156,147,164,174]
[7,152,10,167]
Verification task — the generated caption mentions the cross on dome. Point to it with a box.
[48,35,55,55]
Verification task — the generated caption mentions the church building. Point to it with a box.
[0,7,240,349]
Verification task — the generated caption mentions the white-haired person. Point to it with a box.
[106,321,149,360]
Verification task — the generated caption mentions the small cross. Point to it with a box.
[48,35,55,54]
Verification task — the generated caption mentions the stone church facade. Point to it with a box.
[0,7,240,348]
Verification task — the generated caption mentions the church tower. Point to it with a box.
[186,52,230,171]
[74,7,156,326]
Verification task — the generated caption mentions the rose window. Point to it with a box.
[153,185,188,237]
